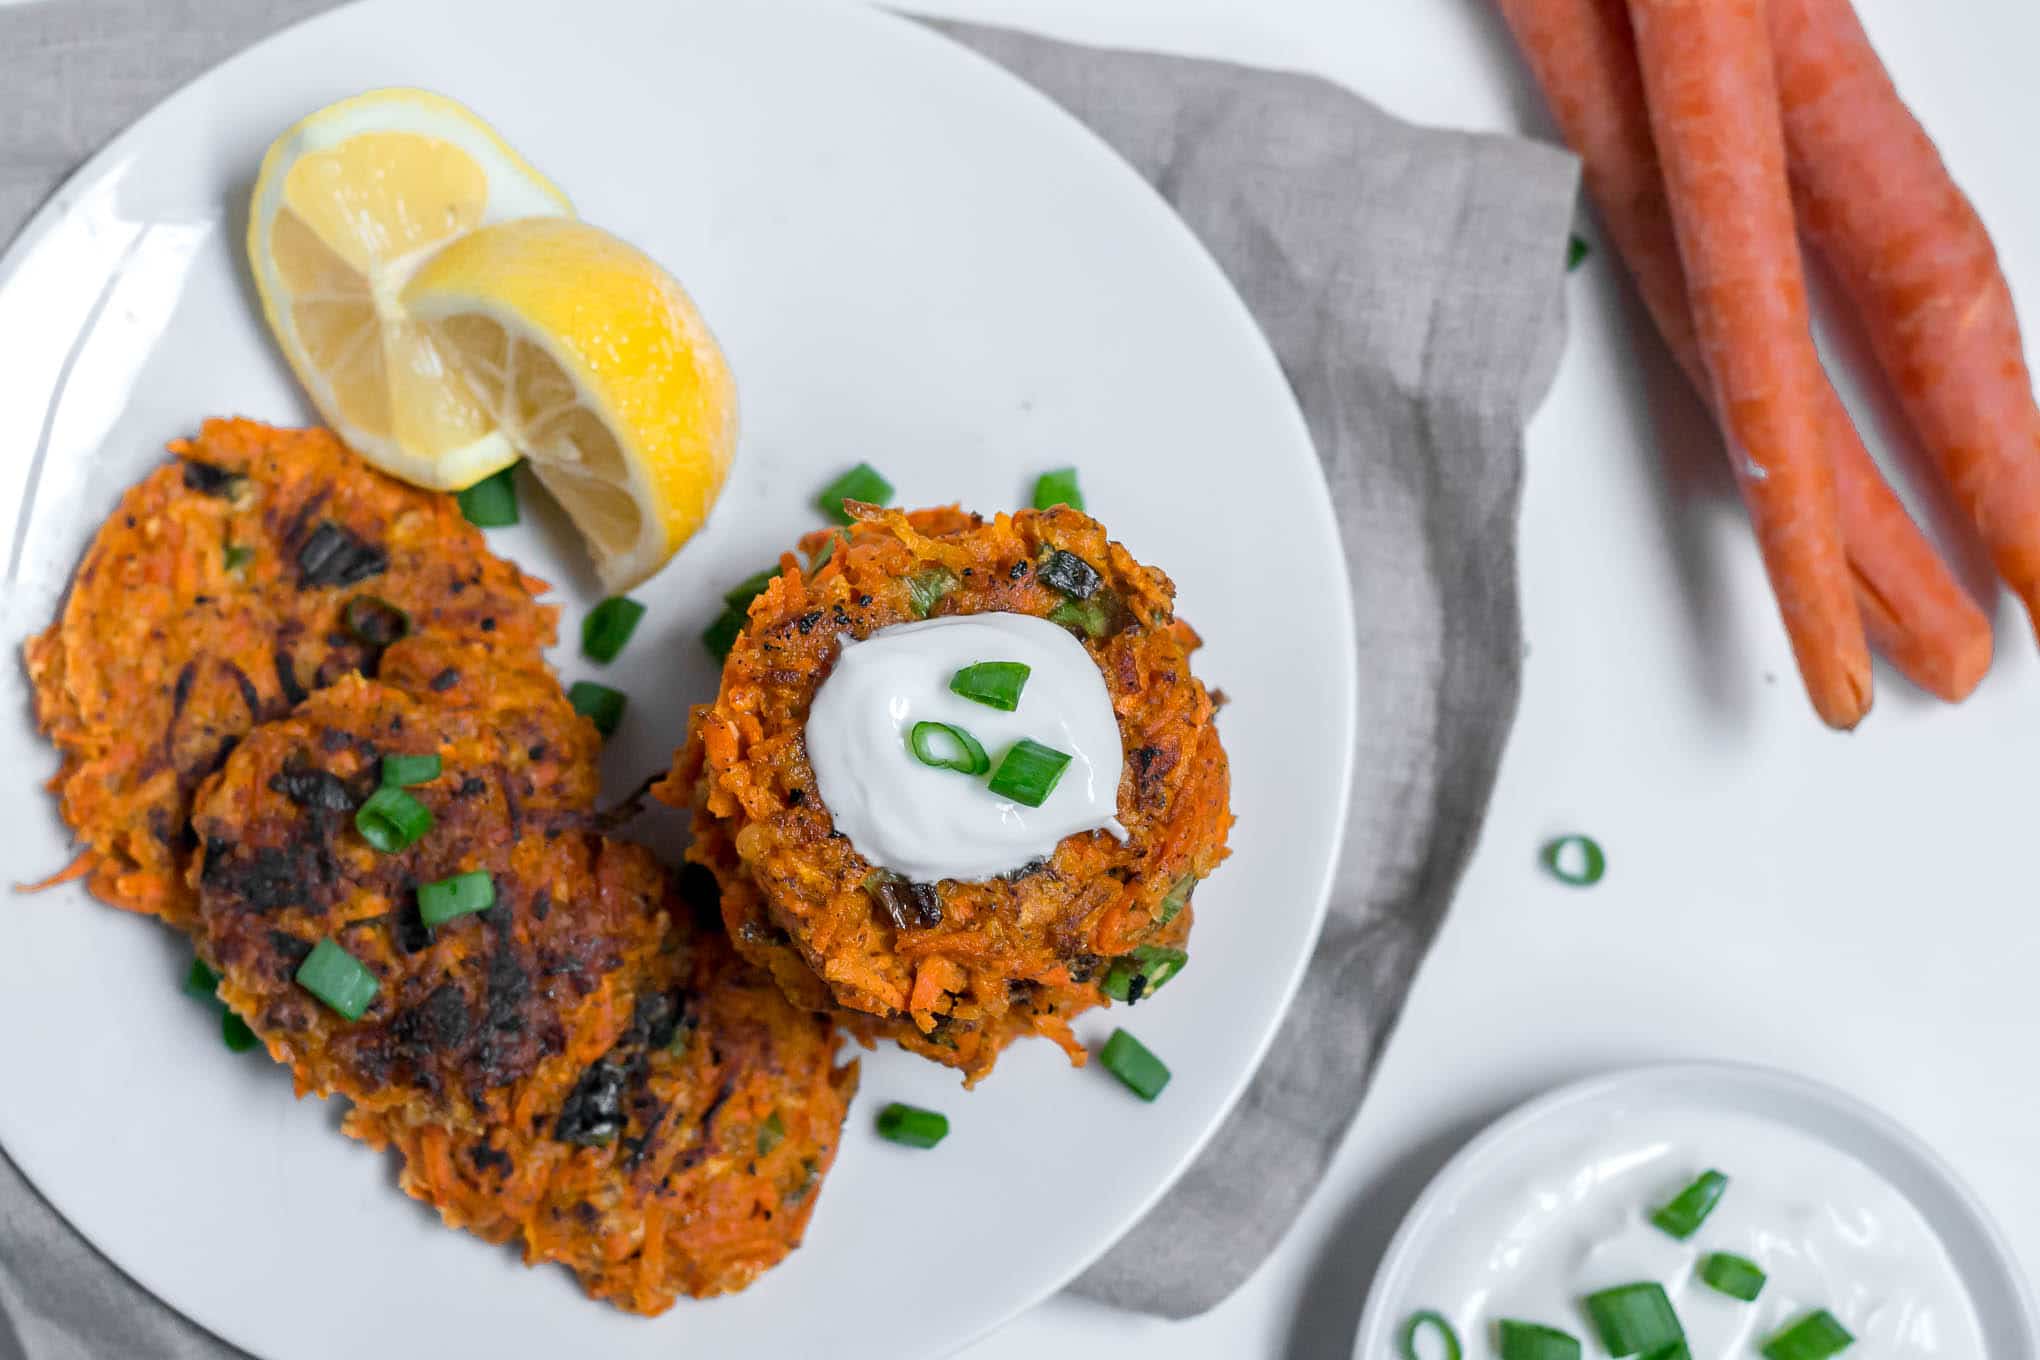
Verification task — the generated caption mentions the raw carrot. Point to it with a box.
[1496,0,1991,702]
[1769,0,2040,646]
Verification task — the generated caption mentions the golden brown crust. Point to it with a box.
[656,505,1230,1084]
[23,419,556,927]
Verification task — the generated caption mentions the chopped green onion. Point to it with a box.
[223,544,253,572]
[1568,234,1591,271]
[296,939,379,1020]
[341,594,411,646]
[908,721,990,775]
[221,1010,260,1053]
[569,680,626,737]
[723,567,781,609]
[989,738,1071,807]
[1099,1028,1170,1100]
[183,957,221,1002]
[905,564,957,617]
[949,661,1031,711]
[1650,1169,1728,1239]
[456,465,519,527]
[1761,1312,1854,1360]
[380,753,441,788]
[1048,594,1119,639]
[1642,1347,1692,1360]
[1583,1283,1683,1357]
[703,606,747,661]
[1102,946,1189,1003]
[581,596,646,664]
[817,462,893,523]
[354,786,433,853]
[875,1102,949,1149]
[1156,875,1196,928]
[418,870,496,928]
[808,534,840,572]
[1398,1311,1463,1360]
[1698,1252,1767,1302]
[1033,467,1085,512]
[1498,1320,1582,1360]
[1540,834,1606,887]
[756,1111,786,1155]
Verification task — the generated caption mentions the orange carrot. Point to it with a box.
[1769,0,2040,646]
[1497,0,1989,702]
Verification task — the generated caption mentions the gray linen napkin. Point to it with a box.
[0,3,1578,1353]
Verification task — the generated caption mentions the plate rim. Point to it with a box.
[0,0,1359,1352]
[1350,1059,2040,1359]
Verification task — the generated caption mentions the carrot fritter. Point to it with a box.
[24,418,556,928]
[189,670,657,1133]
[346,922,857,1313]
[657,504,1230,1085]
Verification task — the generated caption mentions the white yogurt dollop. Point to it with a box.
[804,613,1126,882]
[1398,1109,1986,1358]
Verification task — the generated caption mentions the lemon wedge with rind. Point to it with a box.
[403,218,739,592]
[248,88,572,490]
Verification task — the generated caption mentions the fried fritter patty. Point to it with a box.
[657,505,1231,1084]
[345,922,857,1313]
[25,419,556,927]
[190,667,658,1132]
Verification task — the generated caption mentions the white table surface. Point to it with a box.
[899,1,2040,1356]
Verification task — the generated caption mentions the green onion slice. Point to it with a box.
[1540,834,1606,886]
[1048,594,1119,639]
[1498,1320,1582,1360]
[1033,467,1085,512]
[296,938,379,1020]
[756,1111,786,1155]
[183,957,221,1002]
[808,534,840,572]
[989,738,1071,808]
[908,721,990,775]
[1102,946,1189,1003]
[905,564,956,618]
[568,681,627,737]
[224,544,253,572]
[817,463,893,523]
[723,566,781,609]
[380,753,441,788]
[456,464,520,527]
[1761,1311,1854,1360]
[875,1102,949,1149]
[1583,1283,1683,1357]
[1698,1252,1768,1302]
[1650,1169,1728,1239]
[221,1010,260,1054]
[1568,234,1592,271]
[1099,1028,1170,1101]
[355,786,433,854]
[581,596,646,664]
[1156,874,1196,927]
[703,606,746,662]
[1398,1311,1462,1360]
[949,661,1031,711]
[418,870,496,928]
[341,594,411,646]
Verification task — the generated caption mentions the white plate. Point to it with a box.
[0,2,1356,1357]
[1351,1063,2039,1359]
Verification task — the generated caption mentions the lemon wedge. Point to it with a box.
[402,218,739,592]
[247,88,572,490]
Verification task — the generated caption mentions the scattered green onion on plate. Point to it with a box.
[1099,1028,1170,1101]
[221,1010,260,1053]
[1583,1282,1683,1357]
[419,870,496,928]
[1698,1251,1768,1302]
[817,462,893,523]
[1498,1319,1582,1360]
[908,721,990,775]
[183,957,221,1002]
[1761,1311,1854,1360]
[876,1102,950,1149]
[1101,945,1188,1004]
[296,938,379,1020]
[988,738,1071,807]
[1032,467,1084,512]
[1539,833,1606,887]
[380,753,441,788]
[582,596,647,663]
[1567,234,1592,271]
[355,786,433,853]
[1650,1169,1728,1240]
[569,680,627,737]
[949,660,1031,711]
[723,566,781,609]
[456,464,520,527]
[1398,1311,1463,1360]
